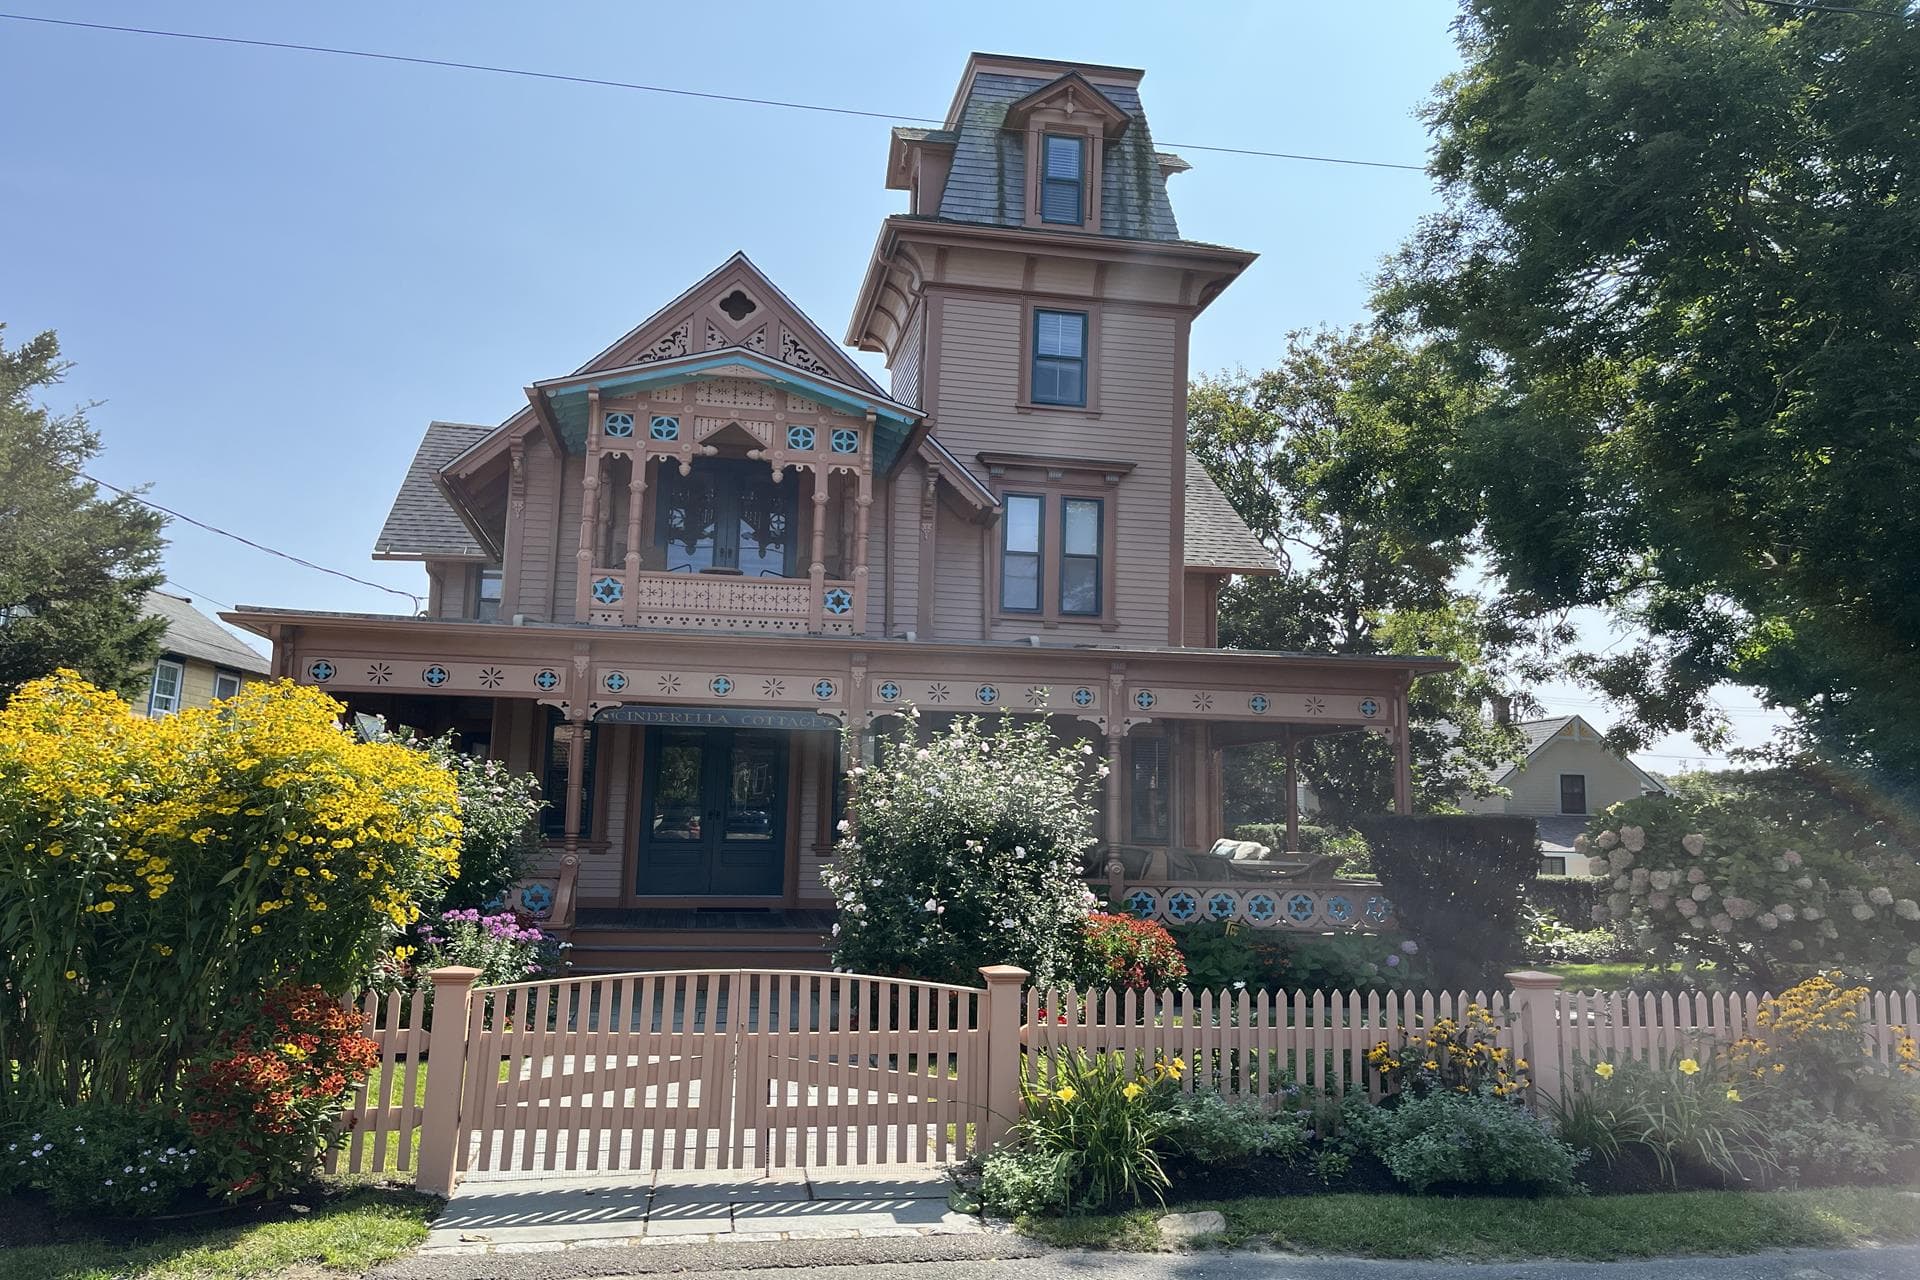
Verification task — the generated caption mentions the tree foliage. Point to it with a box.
[0,328,168,700]
[1190,328,1528,819]
[1377,0,1920,785]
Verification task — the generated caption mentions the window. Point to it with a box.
[654,459,795,576]
[1541,856,1568,877]
[1040,134,1085,224]
[1031,310,1087,407]
[1129,736,1171,844]
[472,567,503,621]
[148,659,184,717]
[1059,497,1103,615]
[540,713,598,839]
[1000,494,1043,612]
[1560,773,1587,815]
[212,670,242,701]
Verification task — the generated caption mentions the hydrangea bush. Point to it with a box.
[1585,783,1920,987]
[822,709,1103,986]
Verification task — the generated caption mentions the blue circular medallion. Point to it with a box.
[710,675,734,696]
[307,660,335,683]
[422,665,449,687]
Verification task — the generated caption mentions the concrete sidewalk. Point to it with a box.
[419,1166,995,1255]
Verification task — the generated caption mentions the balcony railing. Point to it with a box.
[585,568,859,634]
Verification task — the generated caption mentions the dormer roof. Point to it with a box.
[1002,71,1132,138]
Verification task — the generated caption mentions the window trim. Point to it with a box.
[999,491,1045,614]
[1019,117,1104,233]
[212,669,243,701]
[148,657,185,717]
[1559,773,1588,816]
[1018,303,1100,414]
[1038,133,1085,225]
[1029,308,1089,408]
[985,471,1121,629]
[1058,495,1104,617]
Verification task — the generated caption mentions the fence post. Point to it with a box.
[1506,969,1565,1111]
[978,964,1032,1152]
[415,965,482,1197]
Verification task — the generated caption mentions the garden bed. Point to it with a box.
[1018,1184,1920,1260]
[0,1180,436,1280]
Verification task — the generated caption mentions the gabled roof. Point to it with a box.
[1002,71,1132,137]
[1493,714,1670,794]
[1184,454,1276,574]
[374,423,493,559]
[144,590,271,674]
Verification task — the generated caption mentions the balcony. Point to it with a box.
[585,569,860,635]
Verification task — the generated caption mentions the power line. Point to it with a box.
[0,12,1429,173]
[78,470,423,612]
[1748,0,1910,16]
[161,579,233,611]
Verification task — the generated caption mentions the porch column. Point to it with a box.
[1104,724,1126,902]
[1392,695,1413,815]
[574,388,603,623]
[809,466,830,633]
[1283,734,1301,851]
[853,466,873,634]
[563,707,590,841]
[621,453,647,626]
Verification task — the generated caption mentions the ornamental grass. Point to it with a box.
[0,672,462,1112]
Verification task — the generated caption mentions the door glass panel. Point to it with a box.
[660,471,717,572]
[736,479,791,577]
[724,732,780,841]
[650,732,705,841]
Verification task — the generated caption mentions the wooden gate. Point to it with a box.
[455,969,988,1175]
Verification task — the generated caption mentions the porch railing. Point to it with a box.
[584,568,859,634]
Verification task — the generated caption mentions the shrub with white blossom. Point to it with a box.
[821,709,1104,986]
[1586,771,1920,987]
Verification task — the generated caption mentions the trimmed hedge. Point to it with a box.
[1354,814,1537,989]
[1527,875,1602,925]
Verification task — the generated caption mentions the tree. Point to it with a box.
[1190,328,1528,820]
[1377,1,1920,789]
[0,328,168,698]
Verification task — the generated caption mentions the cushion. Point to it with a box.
[1209,838,1272,862]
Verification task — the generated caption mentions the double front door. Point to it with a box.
[637,727,787,897]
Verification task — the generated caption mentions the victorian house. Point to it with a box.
[231,54,1444,969]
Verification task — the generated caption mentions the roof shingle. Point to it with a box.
[144,590,271,674]
[1185,455,1274,573]
[374,423,493,559]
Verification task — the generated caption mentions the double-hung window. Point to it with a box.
[1031,310,1087,407]
[1560,773,1588,815]
[998,491,1106,620]
[1039,134,1085,224]
[1000,494,1043,612]
[212,669,242,701]
[148,658,184,717]
[472,567,503,621]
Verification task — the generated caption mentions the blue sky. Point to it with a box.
[0,2,1774,768]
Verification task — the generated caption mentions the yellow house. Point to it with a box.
[134,590,271,717]
[1462,715,1668,874]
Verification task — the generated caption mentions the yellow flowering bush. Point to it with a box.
[0,672,461,1110]
[1365,1001,1530,1099]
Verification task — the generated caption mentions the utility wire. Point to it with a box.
[1747,0,1910,16]
[0,12,1429,173]
[78,470,423,611]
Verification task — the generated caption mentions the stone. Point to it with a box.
[1157,1210,1227,1242]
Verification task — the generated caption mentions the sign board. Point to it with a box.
[592,704,840,732]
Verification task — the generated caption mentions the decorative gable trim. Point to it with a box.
[1002,72,1132,138]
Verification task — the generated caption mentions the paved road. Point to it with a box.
[373,1236,1920,1280]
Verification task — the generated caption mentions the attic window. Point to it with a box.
[1040,135,1085,225]
[718,290,758,323]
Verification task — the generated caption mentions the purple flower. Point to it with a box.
[1386,955,1402,968]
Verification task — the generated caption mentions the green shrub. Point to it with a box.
[386,727,543,912]
[1015,1049,1181,1210]
[1077,913,1187,991]
[1161,1090,1307,1167]
[1523,905,1633,966]
[1356,814,1536,987]
[822,710,1102,985]
[1169,921,1289,991]
[1349,1090,1580,1194]
[1231,822,1372,871]
[1761,1098,1902,1186]
[1168,923,1431,993]
[1556,1051,1771,1187]
[1,1102,202,1216]
[1527,875,1602,924]
[979,1145,1070,1217]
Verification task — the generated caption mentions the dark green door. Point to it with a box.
[637,727,787,897]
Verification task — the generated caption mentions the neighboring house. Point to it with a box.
[135,590,272,717]
[1462,715,1669,875]
[229,54,1448,968]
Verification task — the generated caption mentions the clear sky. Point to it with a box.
[0,1,1777,770]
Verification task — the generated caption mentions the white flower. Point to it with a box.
[1589,855,1610,877]
[1757,912,1779,930]
[1687,867,1707,885]
[1596,830,1620,849]
[1802,907,1823,921]
[1783,849,1803,867]
[1773,904,1797,922]
[1648,892,1671,911]
[1619,826,1645,853]
[1681,833,1706,857]
[1851,903,1876,921]
[1574,834,1592,855]
[1896,899,1920,921]
[1650,870,1673,891]
[1676,898,1699,917]
[1868,886,1894,907]
[1710,914,1734,933]
[924,898,940,912]
[831,923,840,936]
[1611,849,1635,869]
[1692,884,1713,902]
[837,819,851,833]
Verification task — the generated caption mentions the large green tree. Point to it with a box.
[1378,0,1920,789]
[1190,328,1528,820]
[0,328,168,698]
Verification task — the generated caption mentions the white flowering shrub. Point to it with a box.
[1587,773,1920,987]
[821,709,1104,986]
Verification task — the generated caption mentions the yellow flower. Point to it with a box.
[1423,1060,1440,1071]
[1678,1058,1701,1076]
[1056,1086,1077,1103]
[1725,1088,1741,1102]
[64,970,77,980]
[1123,1082,1144,1101]
[281,1042,307,1059]
[1594,1062,1615,1079]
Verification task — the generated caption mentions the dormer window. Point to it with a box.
[1040,135,1085,224]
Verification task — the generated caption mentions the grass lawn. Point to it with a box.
[1019,1186,1920,1261]
[0,1184,438,1280]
